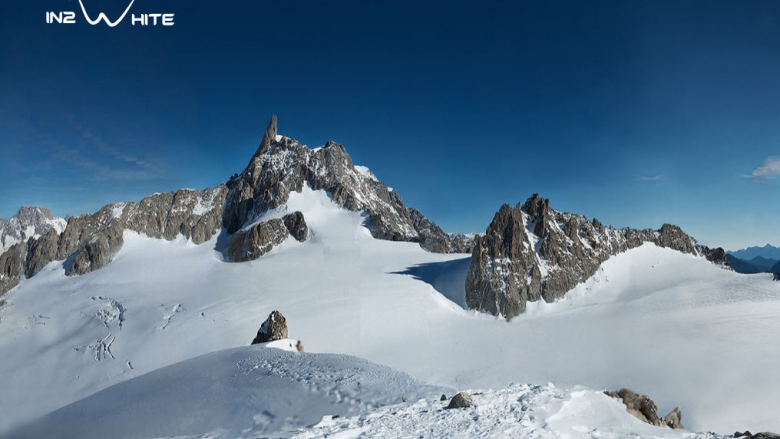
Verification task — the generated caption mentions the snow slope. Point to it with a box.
[8,345,447,439]
[7,346,731,439]
[1,186,778,435]
[292,384,729,439]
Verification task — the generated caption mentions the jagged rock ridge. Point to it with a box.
[0,186,227,298]
[466,194,731,319]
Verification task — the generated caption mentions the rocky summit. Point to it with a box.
[0,207,66,253]
[0,116,470,297]
[221,115,471,260]
[465,194,731,319]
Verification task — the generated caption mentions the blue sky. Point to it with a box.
[1,0,778,250]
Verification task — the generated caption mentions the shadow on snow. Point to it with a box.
[391,256,472,309]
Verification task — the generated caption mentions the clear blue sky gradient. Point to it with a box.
[1,0,778,250]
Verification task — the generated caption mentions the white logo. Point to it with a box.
[46,0,174,27]
[77,0,135,27]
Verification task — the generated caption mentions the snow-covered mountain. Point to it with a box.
[0,118,777,438]
[0,206,66,253]
[0,116,470,298]
[466,194,730,318]
[0,183,778,436]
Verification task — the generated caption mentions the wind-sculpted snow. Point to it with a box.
[8,346,449,439]
[466,194,732,318]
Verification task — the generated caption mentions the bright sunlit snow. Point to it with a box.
[0,186,778,436]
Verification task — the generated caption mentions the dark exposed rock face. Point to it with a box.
[605,388,682,429]
[69,221,125,276]
[447,392,473,409]
[251,310,289,344]
[283,211,308,243]
[699,246,732,267]
[467,194,731,318]
[223,115,463,254]
[25,230,59,278]
[0,243,26,297]
[408,208,450,253]
[228,217,292,262]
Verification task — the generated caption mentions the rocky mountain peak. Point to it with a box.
[488,204,527,260]
[0,206,66,253]
[467,195,731,319]
[222,115,472,260]
[14,206,54,223]
[255,114,278,157]
[520,194,552,236]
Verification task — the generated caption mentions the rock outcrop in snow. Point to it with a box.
[447,391,473,409]
[227,212,308,262]
[605,388,682,429]
[466,194,731,318]
[251,310,289,345]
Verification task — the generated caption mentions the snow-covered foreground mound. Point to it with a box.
[8,345,447,439]
[1,186,779,435]
[9,345,731,439]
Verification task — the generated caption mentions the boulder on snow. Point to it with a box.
[251,311,289,345]
[604,388,682,429]
[773,273,780,281]
[447,392,473,409]
[440,394,447,401]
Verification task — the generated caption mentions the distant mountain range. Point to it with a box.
[726,255,776,274]
[728,244,780,261]
[726,244,780,274]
